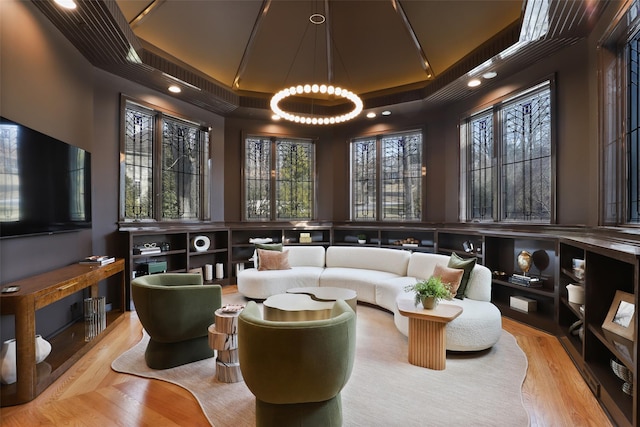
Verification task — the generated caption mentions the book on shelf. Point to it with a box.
[80,256,115,266]
[133,247,161,255]
[508,274,543,287]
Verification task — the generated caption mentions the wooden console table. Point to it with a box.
[0,259,125,406]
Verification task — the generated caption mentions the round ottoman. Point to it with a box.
[394,293,502,352]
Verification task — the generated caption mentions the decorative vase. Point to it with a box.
[1,339,17,385]
[421,296,437,309]
[35,335,52,364]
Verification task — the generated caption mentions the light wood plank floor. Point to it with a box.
[1,288,613,427]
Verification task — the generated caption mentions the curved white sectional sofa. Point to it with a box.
[237,245,502,351]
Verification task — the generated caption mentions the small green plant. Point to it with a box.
[404,276,452,306]
[357,234,367,241]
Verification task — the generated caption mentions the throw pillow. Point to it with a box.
[431,264,464,298]
[252,243,283,268]
[257,248,291,271]
[447,252,477,299]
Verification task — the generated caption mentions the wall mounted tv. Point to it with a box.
[0,117,92,239]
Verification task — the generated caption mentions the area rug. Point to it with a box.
[112,294,529,427]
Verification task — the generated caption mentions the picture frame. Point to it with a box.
[602,290,636,341]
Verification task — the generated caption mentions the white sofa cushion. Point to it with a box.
[237,266,323,299]
[320,267,401,305]
[325,246,410,276]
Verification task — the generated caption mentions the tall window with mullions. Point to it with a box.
[628,32,640,223]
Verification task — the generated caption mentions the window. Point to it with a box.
[121,99,210,222]
[462,81,553,222]
[351,130,423,221]
[244,135,315,221]
[600,8,640,225]
[628,31,640,223]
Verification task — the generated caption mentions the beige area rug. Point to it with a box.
[112,293,529,427]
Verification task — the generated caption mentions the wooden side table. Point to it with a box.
[397,299,463,370]
[208,306,244,383]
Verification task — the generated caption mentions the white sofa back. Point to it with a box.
[325,246,410,276]
[284,245,326,267]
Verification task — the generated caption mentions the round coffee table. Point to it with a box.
[286,287,357,312]
[263,293,335,321]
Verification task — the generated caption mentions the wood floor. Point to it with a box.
[1,287,613,427]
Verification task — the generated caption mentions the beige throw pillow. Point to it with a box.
[432,264,464,298]
[257,248,291,271]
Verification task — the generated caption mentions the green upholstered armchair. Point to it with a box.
[238,300,356,427]
[131,273,222,369]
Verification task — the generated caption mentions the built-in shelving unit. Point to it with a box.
[557,237,639,427]
[121,227,230,307]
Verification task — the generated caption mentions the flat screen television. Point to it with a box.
[0,117,92,238]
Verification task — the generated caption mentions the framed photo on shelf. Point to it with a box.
[602,290,636,341]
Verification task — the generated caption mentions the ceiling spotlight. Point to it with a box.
[467,79,481,88]
[54,0,77,9]
[272,114,281,121]
[381,110,391,116]
[482,71,497,79]
[168,85,181,93]
[366,112,376,119]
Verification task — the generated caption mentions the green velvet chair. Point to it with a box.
[131,273,222,369]
[238,300,356,427]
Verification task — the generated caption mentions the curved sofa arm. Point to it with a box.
[238,300,356,405]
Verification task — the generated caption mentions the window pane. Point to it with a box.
[245,137,271,220]
[469,112,494,220]
[161,118,205,220]
[501,87,551,221]
[124,107,154,220]
[351,137,376,220]
[628,32,640,223]
[275,139,314,220]
[381,131,422,221]
[0,123,19,222]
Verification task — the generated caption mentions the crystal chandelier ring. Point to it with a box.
[270,83,363,125]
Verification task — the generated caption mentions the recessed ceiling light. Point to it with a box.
[54,0,77,9]
[366,112,376,118]
[168,85,181,93]
[482,71,497,79]
[272,114,281,121]
[467,79,481,88]
[381,110,391,116]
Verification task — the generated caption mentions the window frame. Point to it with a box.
[119,96,211,223]
[460,78,556,224]
[599,3,640,226]
[350,128,424,222]
[242,133,317,222]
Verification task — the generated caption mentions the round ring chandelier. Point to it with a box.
[270,83,363,125]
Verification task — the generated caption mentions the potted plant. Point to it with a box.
[404,277,452,309]
[357,234,367,244]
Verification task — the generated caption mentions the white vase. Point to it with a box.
[35,335,52,364]
[1,339,17,385]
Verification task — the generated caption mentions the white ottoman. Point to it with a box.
[394,293,503,352]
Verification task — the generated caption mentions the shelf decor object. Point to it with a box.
[517,250,532,275]
[0,339,16,385]
[84,296,106,342]
[602,290,636,341]
[192,235,211,252]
